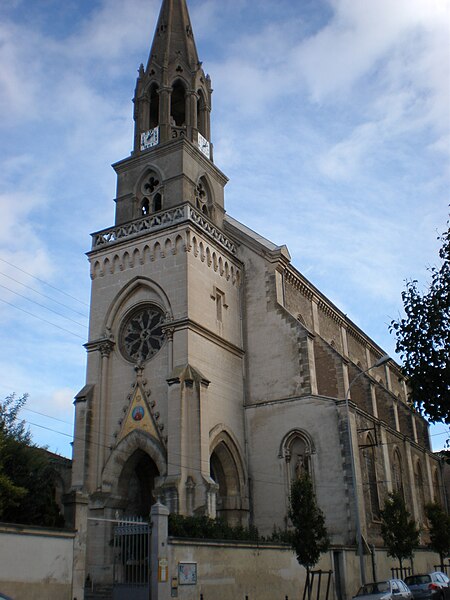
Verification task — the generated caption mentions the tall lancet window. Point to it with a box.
[171,80,186,127]
[149,83,160,129]
[392,449,404,499]
[362,434,380,519]
[197,89,207,137]
[414,461,426,524]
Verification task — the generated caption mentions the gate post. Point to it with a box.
[67,490,89,600]
[151,502,170,600]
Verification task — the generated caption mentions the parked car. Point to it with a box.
[0,594,14,600]
[353,579,413,600]
[404,573,450,600]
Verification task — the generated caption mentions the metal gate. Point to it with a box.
[112,517,151,600]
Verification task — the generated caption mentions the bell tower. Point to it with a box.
[134,0,212,151]
[114,0,224,227]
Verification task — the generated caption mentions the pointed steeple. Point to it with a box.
[132,0,212,153]
[148,0,200,72]
[113,0,227,231]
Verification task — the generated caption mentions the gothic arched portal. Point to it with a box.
[118,449,160,517]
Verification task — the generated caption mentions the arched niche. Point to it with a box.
[209,430,246,525]
[281,429,315,482]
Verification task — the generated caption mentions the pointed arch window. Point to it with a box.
[171,80,186,127]
[195,177,212,217]
[392,449,404,499]
[362,434,380,519]
[139,171,163,216]
[433,469,441,504]
[414,461,426,524]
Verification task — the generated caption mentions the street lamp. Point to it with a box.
[345,353,391,586]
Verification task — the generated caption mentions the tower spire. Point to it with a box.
[148,0,200,71]
[132,0,212,153]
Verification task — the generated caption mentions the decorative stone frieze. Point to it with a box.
[90,228,241,286]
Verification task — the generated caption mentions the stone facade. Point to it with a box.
[69,0,445,595]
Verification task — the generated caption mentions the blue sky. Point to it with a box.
[0,0,448,457]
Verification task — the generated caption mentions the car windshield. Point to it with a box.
[357,582,391,595]
[405,576,431,585]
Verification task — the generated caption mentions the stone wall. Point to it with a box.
[168,538,334,600]
[0,523,74,600]
[163,538,441,600]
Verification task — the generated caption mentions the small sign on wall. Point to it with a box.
[158,558,168,583]
[178,562,197,585]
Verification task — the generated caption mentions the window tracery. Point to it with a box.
[139,172,163,216]
[119,304,165,364]
[195,177,212,217]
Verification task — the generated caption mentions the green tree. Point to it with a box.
[380,492,420,572]
[425,502,450,566]
[390,220,450,424]
[0,394,65,527]
[288,472,330,595]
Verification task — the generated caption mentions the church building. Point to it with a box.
[68,0,444,594]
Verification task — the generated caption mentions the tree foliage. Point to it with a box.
[168,514,260,541]
[288,472,330,571]
[0,394,65,527]
[390,220,450,423]
[380,492,420,570]
[425,502,450,564]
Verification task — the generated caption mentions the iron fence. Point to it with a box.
[434,564,450,575]
[391,566,412,579]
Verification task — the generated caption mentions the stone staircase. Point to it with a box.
[84,585,113,600]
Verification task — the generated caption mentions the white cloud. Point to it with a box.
[67,0,158,65]
[0,23,41,121]
[294,0,450,100]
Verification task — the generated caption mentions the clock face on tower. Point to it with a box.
[119,304,165,363]
[197,132,210,159]
[141,127,159,151]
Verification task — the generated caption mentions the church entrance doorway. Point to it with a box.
[120,449,160,518]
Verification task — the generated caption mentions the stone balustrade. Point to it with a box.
[91,203,236,255]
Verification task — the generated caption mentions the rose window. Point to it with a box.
[120,305,165,363]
